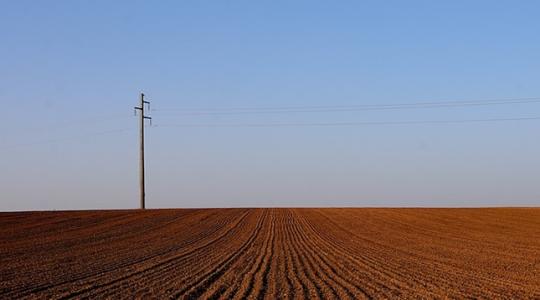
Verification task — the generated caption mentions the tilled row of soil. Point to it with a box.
[1,208,539,299]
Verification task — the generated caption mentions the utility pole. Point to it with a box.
[135,93,151,209]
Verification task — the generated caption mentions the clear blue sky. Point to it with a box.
[2,1,539,210]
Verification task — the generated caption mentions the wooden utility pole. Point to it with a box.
[135,93,151,209]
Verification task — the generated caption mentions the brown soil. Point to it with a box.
[1,208,539,299]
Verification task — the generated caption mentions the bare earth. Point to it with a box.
[1,208,539,299]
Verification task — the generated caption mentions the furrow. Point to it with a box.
[174,209,268,299]
[253,210,277,299]
[280,209,304,299]
[92,209,255,298]
[227,209,274,299]
[286,210,325,299]
[57,210,252,299]
[287,209,347,299]
[202,209,272,299]
[5,211,196,298]
[299,209,422,297]
[288,209,368,299]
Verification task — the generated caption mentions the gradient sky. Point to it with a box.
[2,1,540,211]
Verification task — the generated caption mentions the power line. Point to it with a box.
[1,128,135,150]
[16,114,133,133]
[155,116,540,128]
[152,97,540,115]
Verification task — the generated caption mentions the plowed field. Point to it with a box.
[1,208,539,299]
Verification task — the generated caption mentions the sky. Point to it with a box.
[1,1,540,210]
